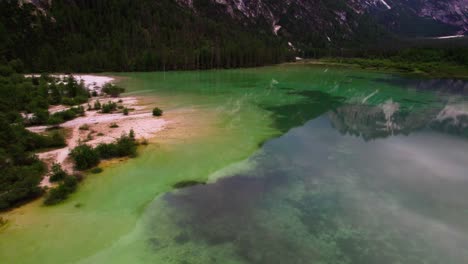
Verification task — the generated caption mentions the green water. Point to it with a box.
[1,65,468,263]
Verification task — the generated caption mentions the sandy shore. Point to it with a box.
[25,75,167,187]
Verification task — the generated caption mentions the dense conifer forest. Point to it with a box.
[0,0,293,72]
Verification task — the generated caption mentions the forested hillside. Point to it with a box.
[3,0,467,73]
[0,0,293,72]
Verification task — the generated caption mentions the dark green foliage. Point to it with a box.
[70,133,137,171]
[46,75,89,107]
[26,130,67,150]
[70,144,100,171]
[123,108,129,116]
[43,176,78,205]
[47,106,85,125]
[90,167,103,174]
[152,107,163,117]
[101,101,117,114]
[0,159,45,210]
[95,134,137,159]
[0,65,74,210]
[93,100,101,110]
[61,96,88,106]
[0,216,6,227]
[173,180,206,189]
[49,163,67,182]
[102,83,125,97]
[325,46,468,78]
[0,0,292,72]
[79,124,89,131]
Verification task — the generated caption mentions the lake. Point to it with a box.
[1,65,468,263]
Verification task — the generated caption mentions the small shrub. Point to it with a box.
[152,107,163,117]
[86,133,93,142]
[70,144,100,170]
[0,216,7,226]
[123,108,129,115]
[90,167,103,174]
[49,163,67,182]
[95,133,137,159]
[110,123,119,128]
[48,106,85,125]
[140,138,148,145]
[79,124,90,130]
[93,100,101,110]
[44,176,78,205]
[102,83,125,97]
[101,101,117,113]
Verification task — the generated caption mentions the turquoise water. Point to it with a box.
[1,65,468,263]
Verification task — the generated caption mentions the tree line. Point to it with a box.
[0,0,293,73]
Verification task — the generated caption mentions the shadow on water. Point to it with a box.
[261,90,344,133]
[172,180,206,189]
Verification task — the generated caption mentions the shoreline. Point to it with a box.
[285,59,468,80]
[25,74,167,187]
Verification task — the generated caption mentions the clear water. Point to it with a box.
[1,65,468,263]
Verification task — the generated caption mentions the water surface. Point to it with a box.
[1,65,468,263]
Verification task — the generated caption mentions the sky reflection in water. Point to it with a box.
[148,76,468,264]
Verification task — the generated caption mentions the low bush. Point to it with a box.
[49,163,67,182]
[102,83,125,97]
[70,144,100,170]
[48,106,85,125]
[152,107,163,116]
[62,96,88,106]
[95,134,137,159]
[44,176,78,205]
[70,132,137,171]
[29,130,66,149]
[101,101,117,113]
[93,100,101,110]
[90,167,103,174]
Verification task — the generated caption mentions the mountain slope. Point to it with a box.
[1,0,467,72]
[1,0,294,72]
[352,0,468,37]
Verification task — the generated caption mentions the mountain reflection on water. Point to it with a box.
[144,76,468,264]
[329,99,468,140]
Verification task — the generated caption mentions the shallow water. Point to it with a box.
[1,65,468,263]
